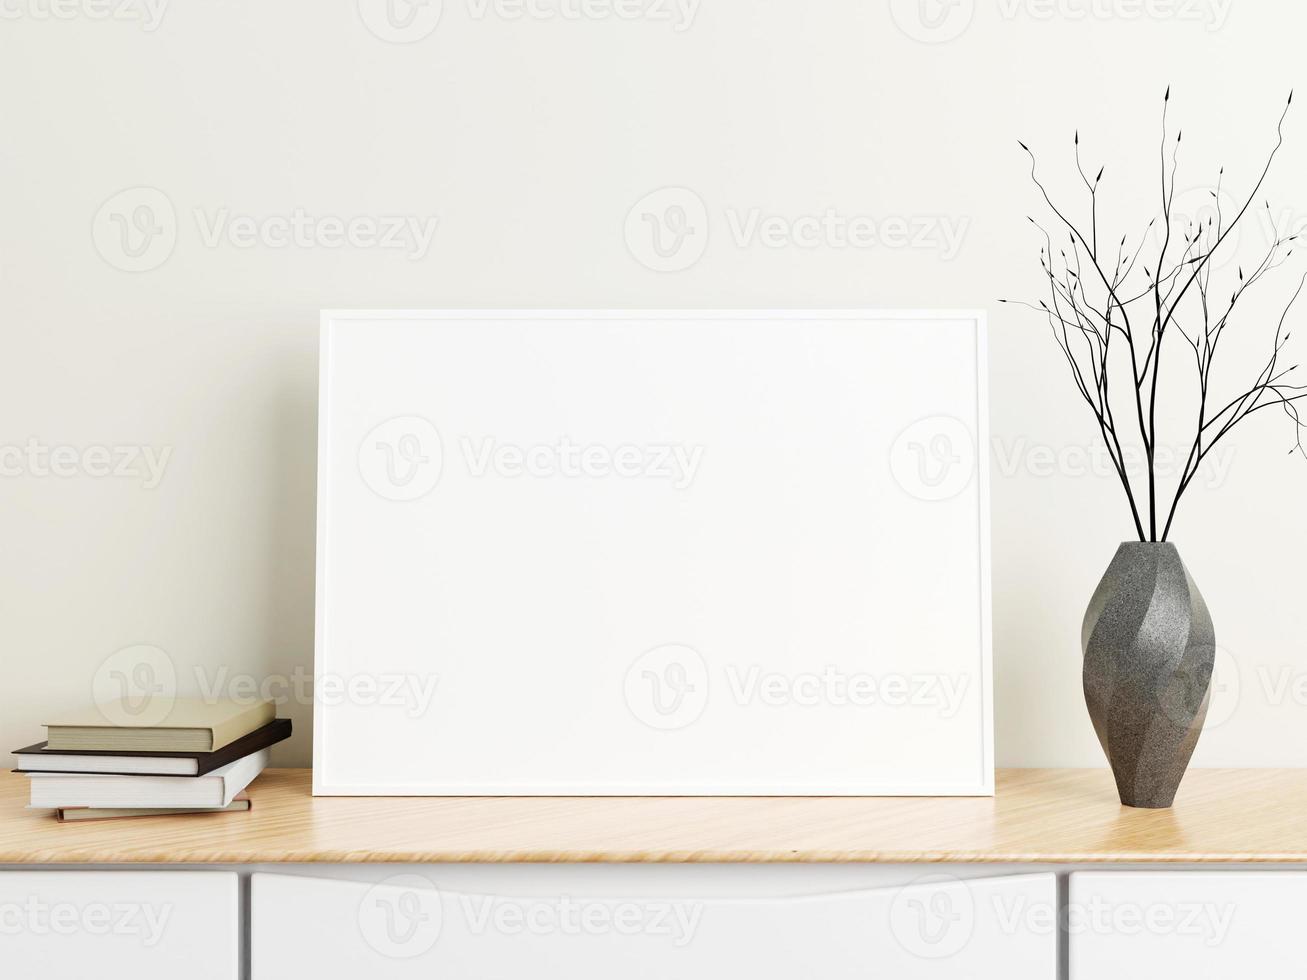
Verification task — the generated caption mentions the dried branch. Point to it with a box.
[1010,90,1302,542]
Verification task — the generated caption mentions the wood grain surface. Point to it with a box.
[2,768,1305,864]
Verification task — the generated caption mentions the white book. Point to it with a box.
[18,752,199,776]
[27,749,268,809]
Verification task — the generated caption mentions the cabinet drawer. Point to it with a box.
[1070,871,1305,978]
[0,871,237,980]
[253,869,1055,978]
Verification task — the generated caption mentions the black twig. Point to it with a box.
[1012,90,1301,542]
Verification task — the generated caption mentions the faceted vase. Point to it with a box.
[1082,542,1215,808]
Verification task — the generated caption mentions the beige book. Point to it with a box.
[45,698,275,752]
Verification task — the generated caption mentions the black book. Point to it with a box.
[12,718,291,776]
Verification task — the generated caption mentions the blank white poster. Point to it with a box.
[314,310,991,794]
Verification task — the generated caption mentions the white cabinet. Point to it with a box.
[24,864,1307,976]
[253,869,1056,978]
[0,871,238,980]
[1070,871,1306,978]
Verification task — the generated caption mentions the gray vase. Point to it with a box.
[1082,542,1215,808]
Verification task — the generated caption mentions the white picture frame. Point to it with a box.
[314,310,992,796]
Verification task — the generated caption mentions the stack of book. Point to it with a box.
[12,699,289,821]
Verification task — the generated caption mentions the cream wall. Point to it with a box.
[2,0,1305,768]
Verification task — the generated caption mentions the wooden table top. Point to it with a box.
[2,768,1306,864]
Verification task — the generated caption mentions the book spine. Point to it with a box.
[209,702,275,751]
